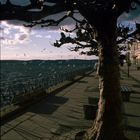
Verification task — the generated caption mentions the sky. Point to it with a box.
[0,20,89,60]
[0,1,140,60]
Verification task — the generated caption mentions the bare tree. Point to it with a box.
[0,0,140,139]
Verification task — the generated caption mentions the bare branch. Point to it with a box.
[24,14,69,27]
[60,26,78,33]
[23,11,86,28]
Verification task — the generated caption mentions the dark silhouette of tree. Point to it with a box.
[0,0,140,140]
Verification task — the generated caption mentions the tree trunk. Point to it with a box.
[83,20,125,140]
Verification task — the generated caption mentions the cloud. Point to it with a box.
[4,28,10,35]
[45,35,52,39]
[0,21,30,46]
[17,34,28,40]
[35,34,43,38]
[5,11,82,32]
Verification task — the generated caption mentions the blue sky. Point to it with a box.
[0,1,140,60]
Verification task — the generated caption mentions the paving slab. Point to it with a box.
[1,72,98,140]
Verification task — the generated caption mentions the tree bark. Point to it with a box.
[83,20,125,140]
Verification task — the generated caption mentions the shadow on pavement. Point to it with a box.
[124,113,140,118]
[88,97,99,105]
[133,84,140,88]
[129,101,140,104]
[85,86,99,92]
[85,75,95,77]
[45,95,69,104]
[29,95,69,115]
[78,80,88,83]
[126,125,140,132]
[131,96,140,99]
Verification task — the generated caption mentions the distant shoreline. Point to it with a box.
[0,59,98,62]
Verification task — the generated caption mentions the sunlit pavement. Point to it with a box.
[1,66,140,140]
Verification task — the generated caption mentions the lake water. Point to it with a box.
[0,59,96,107]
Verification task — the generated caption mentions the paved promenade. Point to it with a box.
[120,65,140,140]
[1,66,140,140]
[1,72,99,140]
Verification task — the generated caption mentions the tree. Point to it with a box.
[1,0,140,140]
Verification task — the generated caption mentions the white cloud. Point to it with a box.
[45,35,52,39]
[30,30,36,35]
[4,28,10,35]
[0,21,29,46]
[35,34,43,38]
[47,30,60,33]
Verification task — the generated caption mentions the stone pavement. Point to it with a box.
[120,65,140,140]
[121,64,140,82]
[1,72,99,140]
[1,67,140,140]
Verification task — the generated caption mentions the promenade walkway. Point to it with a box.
[1,66,140,140]
[120,65,140,140]
[1,72,99,140]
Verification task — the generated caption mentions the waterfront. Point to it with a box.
[0,60,96,107]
